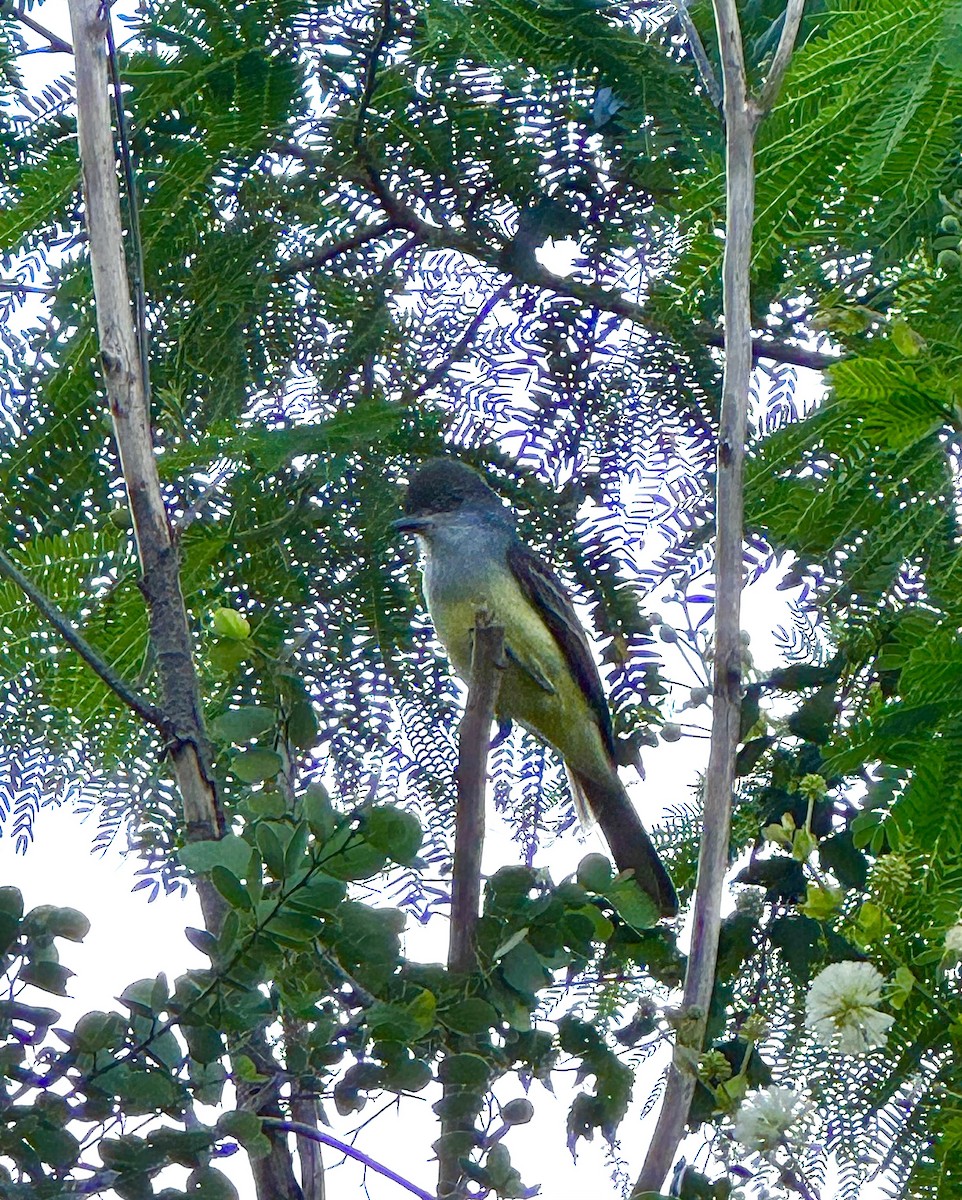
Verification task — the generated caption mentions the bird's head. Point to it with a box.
[392,458,512,541]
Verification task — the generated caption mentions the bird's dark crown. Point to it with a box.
[403,458,507,518]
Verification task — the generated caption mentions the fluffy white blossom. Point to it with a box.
[805,961,894,1054]
[733,1086,811,1154]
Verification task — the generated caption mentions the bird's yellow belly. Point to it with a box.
[426,574,610,782]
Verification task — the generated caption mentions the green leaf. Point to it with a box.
[183,1024,225,1065]
[603,877,660,931]
[255,822,286,878]
[210,866,252,911]
[787,685,837,744]
[576,853,613,891]
[216,1109,262,1146]
[210,706,277,744]
[111,1067,183,1114]
[364,806,423,864]
[283,820,311,876]
[439,1054,491,1088]
[442,997,499,1034]
[186,1166,239,1199]
[210,608,251,640]
[231,748,283,783]
[74,1010,127,1052]
[178,835,253,879]
[24,1123,80,1168]
[301,785,335,838]
[286,874,347,914]
[382,1056,432,1093]
[324,841,388,881]
[21,960,73,996]
[499,941,550,998]
[287,700,319,750]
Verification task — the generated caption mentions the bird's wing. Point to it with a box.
[506,539,616,760]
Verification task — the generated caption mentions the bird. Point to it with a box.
[393,457,677,919]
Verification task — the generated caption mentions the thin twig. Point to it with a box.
[405,282,513,402]
[0,545,168,732]
[352,0,392,150]
[362,164,837,371]
[756,0,806,118]
[0,279,56,295]
[276,221,396,277]
[672,0,723,107]
[261,1121,433,1200]
[3,2,73,53]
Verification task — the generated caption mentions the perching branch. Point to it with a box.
[439,615,504,1200]
[0,546,167,733]
[633,1,805,1194]
[261,1120,434,1200]
[448,615,505,972]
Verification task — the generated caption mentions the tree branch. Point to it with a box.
[0,546,168,733]
[635,3,809,1195]
[672,0,722,108]
[405,282,514,402]
[2,2,73,53]
[276,221,396,277]
[68,0,223,857]
[261,1121,433,1200]
[448,615,505,973]
[359,163,836,371]
[438,616,505,1200]
[703,327,836,371]
[756,0,806,118]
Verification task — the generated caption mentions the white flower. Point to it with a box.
[945,923,962,956]
[805,961,895,1054]
[733,1085,810,1154]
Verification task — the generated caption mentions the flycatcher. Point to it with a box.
[394,458,677,918]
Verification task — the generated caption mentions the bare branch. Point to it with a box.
[635,0,769,1190]
[756,0,806,118]
[672,0,723,108]
[276,221,396,277]
[704,327,835,371]
[262,1121,434,1200]
[353,0,393,150]
[3,2,73,53]
[0,546,168,732]
[438,616,505,1200]
[361,165,836,371]
[448,615,505,972]
[68,0,223,854]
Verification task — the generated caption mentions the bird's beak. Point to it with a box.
[391,516,434,536]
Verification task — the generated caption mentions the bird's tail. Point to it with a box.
[567,767,677,918]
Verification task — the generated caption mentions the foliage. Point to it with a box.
[1,0,962,1197]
